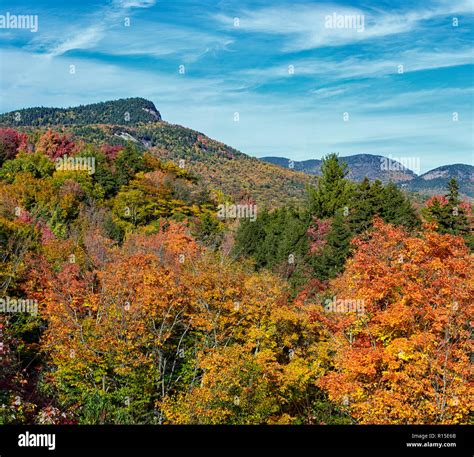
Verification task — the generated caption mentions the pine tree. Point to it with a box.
[115,143,150,188]
[311,209,353,279]
[444,178,471,235]
[347,177,376,234]
[380,182,420,230]
[308,154,352,218]
[233,210,268,267]
[309,178,420,281]
[423,178,471,238]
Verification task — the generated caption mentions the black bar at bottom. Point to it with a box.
[0,425,470,453]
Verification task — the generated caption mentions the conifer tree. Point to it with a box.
[423,178,472,246]
[308,154,352,218]
[347,177,375,234]
[444,178,471,235]
[380,182,420,230]
[309,209,353,280]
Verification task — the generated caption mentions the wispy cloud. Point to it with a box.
[0,0,472,172]
[45,25,104,57]
[239,48,473,84]
[23,2,233,62]
[214,0,473,51]
[27,0,159,57]
[113,0,157,8]
[93,22,234,62]
[310,87,349,98]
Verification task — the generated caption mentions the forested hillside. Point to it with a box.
[0,98,162,126]
[0,98,313,208]
[1,125,472,425]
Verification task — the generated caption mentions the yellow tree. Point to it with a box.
[317,218,473,424]
[26,220,331,424]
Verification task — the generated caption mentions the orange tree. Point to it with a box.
[160,258,333,424]
[25,221,334,424]
[316,218,473,424]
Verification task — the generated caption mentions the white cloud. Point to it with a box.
[113,0,157,8]
[214,0,473,51]
[27,0,159,58]
[45,25,104,57]
[94,22,234,61]
[24,5,232,62]
[310,87,348,98]
[239,47,474,84]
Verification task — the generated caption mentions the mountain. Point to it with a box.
[0,99,312,208]
[0,98,162,126]
[261,155,474,197]
[2,98,471,202]
[261,154,417,183]
[400,164,474,197]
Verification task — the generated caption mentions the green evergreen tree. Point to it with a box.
[233,210,268,266]
[233,207,309,272]
[380,182,420,230]
[307,154,352,218]
[310,209,353,280]
[423,178,471,239]
[347,177,376,234]
[115,143,150,188]
[309,178,420,281]
[444,178,471,235]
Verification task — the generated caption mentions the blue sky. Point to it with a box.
[0,0,473,173]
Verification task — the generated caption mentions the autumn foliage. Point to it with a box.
[316,218,473,424]
[0,128,28,164]
[20,221,328,424]
[35,130,78,160]
[1,129,472,425]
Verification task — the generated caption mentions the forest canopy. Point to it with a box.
[0,128,472,425]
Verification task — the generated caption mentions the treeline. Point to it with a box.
[234,154,427,290]
[0,98,161,127]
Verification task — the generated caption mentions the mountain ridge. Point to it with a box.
[261,156,473,197]
[0,98,162,126]
[402,163,474,197]
[261,154,418,182]
[0,99,313,208]
[1,98,472,198]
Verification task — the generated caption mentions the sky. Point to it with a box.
[0,0,473,173]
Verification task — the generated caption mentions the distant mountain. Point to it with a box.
[2,98,471,202]
[0,98,162,126]
[261,155,474,197]
[0,99,312,208]
[400,164,474,197]
[261,154,417,183]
